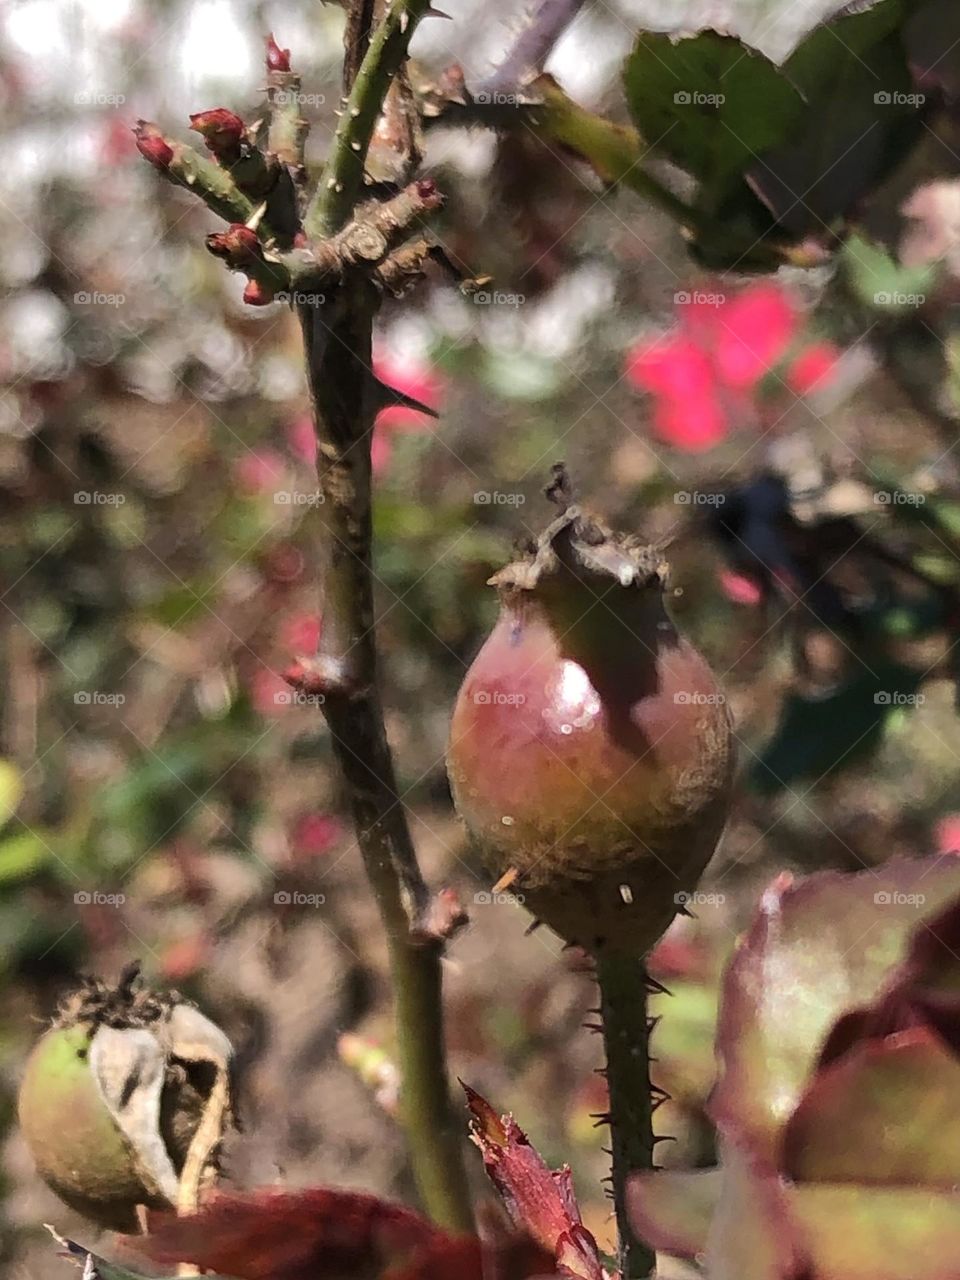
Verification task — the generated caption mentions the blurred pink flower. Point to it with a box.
[290,812,342,859]
[719,569,764,607]
[250,668,293,717]
[935,815,960,856]
[234,448,285,495]
[625,283,839,453]
[279,611,321,655]
[286,414,317,464]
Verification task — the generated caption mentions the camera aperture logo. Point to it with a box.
[74,890,126,906]
[874,890,925,907]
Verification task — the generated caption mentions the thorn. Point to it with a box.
[372,378,440,419]
[523,919,543,936]
[652,1134,677,1145]
[492,867,519,893]
[351,106,361,118]
[351,141,362,151]
[646,976,671,996]
[424,4,453,14]
[246,201,268,232]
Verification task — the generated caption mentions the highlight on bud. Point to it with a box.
[133,120,174,170]
[266,32,291,72]
[189,108,245,158]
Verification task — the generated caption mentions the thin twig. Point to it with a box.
[483,0,587,94]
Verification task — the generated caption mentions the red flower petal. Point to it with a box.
[652,392,729,453]
[719,569,764,606]
[786,342,839,395]
[625,333,715,401]
[714,283,796,390]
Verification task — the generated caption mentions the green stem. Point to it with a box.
[305,0,433,237]
[596,950,656,1280]
[299,291,474,1234]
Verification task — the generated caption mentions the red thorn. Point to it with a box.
[266,33,291,72]
[133,120,173,170]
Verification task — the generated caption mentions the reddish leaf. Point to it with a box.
[784,1027,960,1187]
[790,1183,960,1280]
[138,1188,555,1280]
[463,1084,603,1280]
[139,1189,438,1280]
[710,858,960,1163]
[627,1168,720,1259]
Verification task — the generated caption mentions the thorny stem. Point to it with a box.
[305,0,434,238]
[294,0,474,1233]
[596,951,656,1280]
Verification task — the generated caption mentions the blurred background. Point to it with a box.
[4,0,960,1273]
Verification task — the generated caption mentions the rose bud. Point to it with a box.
[134,120,174,171]
[447,468,734,956]
[243,279,275,306]
[266,33,291,72]
[189,109,245,161]
[206,223,262,266]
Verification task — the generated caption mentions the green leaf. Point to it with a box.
[624,33,803,212]
[751,10,919,235]
[626,0,891,64]
[843,232,937,312]
[0,828,51,884]
[0,759,23,828]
